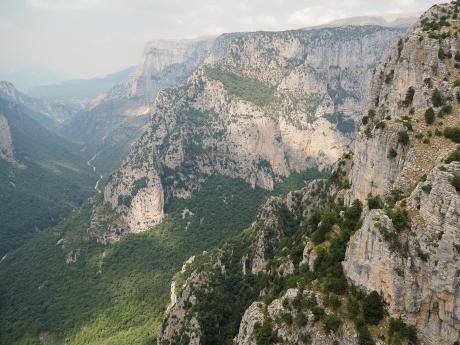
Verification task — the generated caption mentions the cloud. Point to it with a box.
[25,0,108,11]
[287,6,348,27]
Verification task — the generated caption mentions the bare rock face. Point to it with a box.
[97,133,164,241]
[0,114,21,167]
[344,162,460,344]
[347,4,460,203]
[103,25,404,238]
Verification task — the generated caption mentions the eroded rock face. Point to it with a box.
[344,163,460,345]
[103,25,404,237]
[98,133,164,242]
[0,114,21,167]
[347,4,460,203]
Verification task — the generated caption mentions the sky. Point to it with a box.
[0,0,442,82]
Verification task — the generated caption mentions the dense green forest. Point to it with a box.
[0,99,95,256]
[0,170,326,345]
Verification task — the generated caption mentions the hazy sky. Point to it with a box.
[0,0,442,81]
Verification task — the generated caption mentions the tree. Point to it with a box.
[362,291,384,324]
[432,89,444,107]
[402,87,415,107]
[398,131,410,146]
[444,127,460,143]
[424,107,435,124]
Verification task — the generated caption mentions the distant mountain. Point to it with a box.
[0,81,80,129]
[311,13,420,29]
[0,82,95,255]
[63,37,217,174]
[28,67,134,104]
[0,66,64,92]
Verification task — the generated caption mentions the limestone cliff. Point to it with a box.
[103,25,404,237]
[342,3,460,344]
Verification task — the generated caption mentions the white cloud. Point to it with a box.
[287,6,348,28]
[26,0,108,11]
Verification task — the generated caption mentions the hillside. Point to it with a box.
[0,85,95,255]
[28,68,134,105]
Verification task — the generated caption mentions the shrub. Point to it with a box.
[452,174,460,192]
[375,121,386,130]
[362,291,384,325]
[368,109,376,118]
[432,89,445,107]
[387,148,397,159]
[446,148,460,163]
[421,184,432,193]
[386,208,410,231]
[444,127,460,143]
[424,107,435,124]
[456,51,460,62]
[362,116,369,125]
[441,104,453,115]
[398,131,410,146]
[389,318,417,344]
[455,79,460,87]
[355,320,375,345]
[385,70,394,84]
[402,87,415,107]
[438,48,447,59]
[254,318,277,345]
[323,314,342,333]
[367,194,383,209]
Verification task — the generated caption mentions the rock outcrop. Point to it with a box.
[0,114,21,167]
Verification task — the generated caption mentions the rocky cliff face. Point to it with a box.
[342,3,460,344]
[0,114,22,167]
[64,37,216,173]
[102,25,404,237]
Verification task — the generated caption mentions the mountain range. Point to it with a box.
[0,4,459,345]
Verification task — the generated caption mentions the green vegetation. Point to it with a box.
[0,100,95,256]
[452,174,460,192]
[205,66,276,107]
[432,89,445,107]
[0,176,268,345]
[362,291,384,325]
[367,194,383,210]
[0,167,327,345]
[398,131,410,146]
[446,147,460,163]
[424,107,435,124]
[444,127,460,143]
[388,318,417,344]
[254,317,278,345]
[388,148,398,159]
[402,86,415,107]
